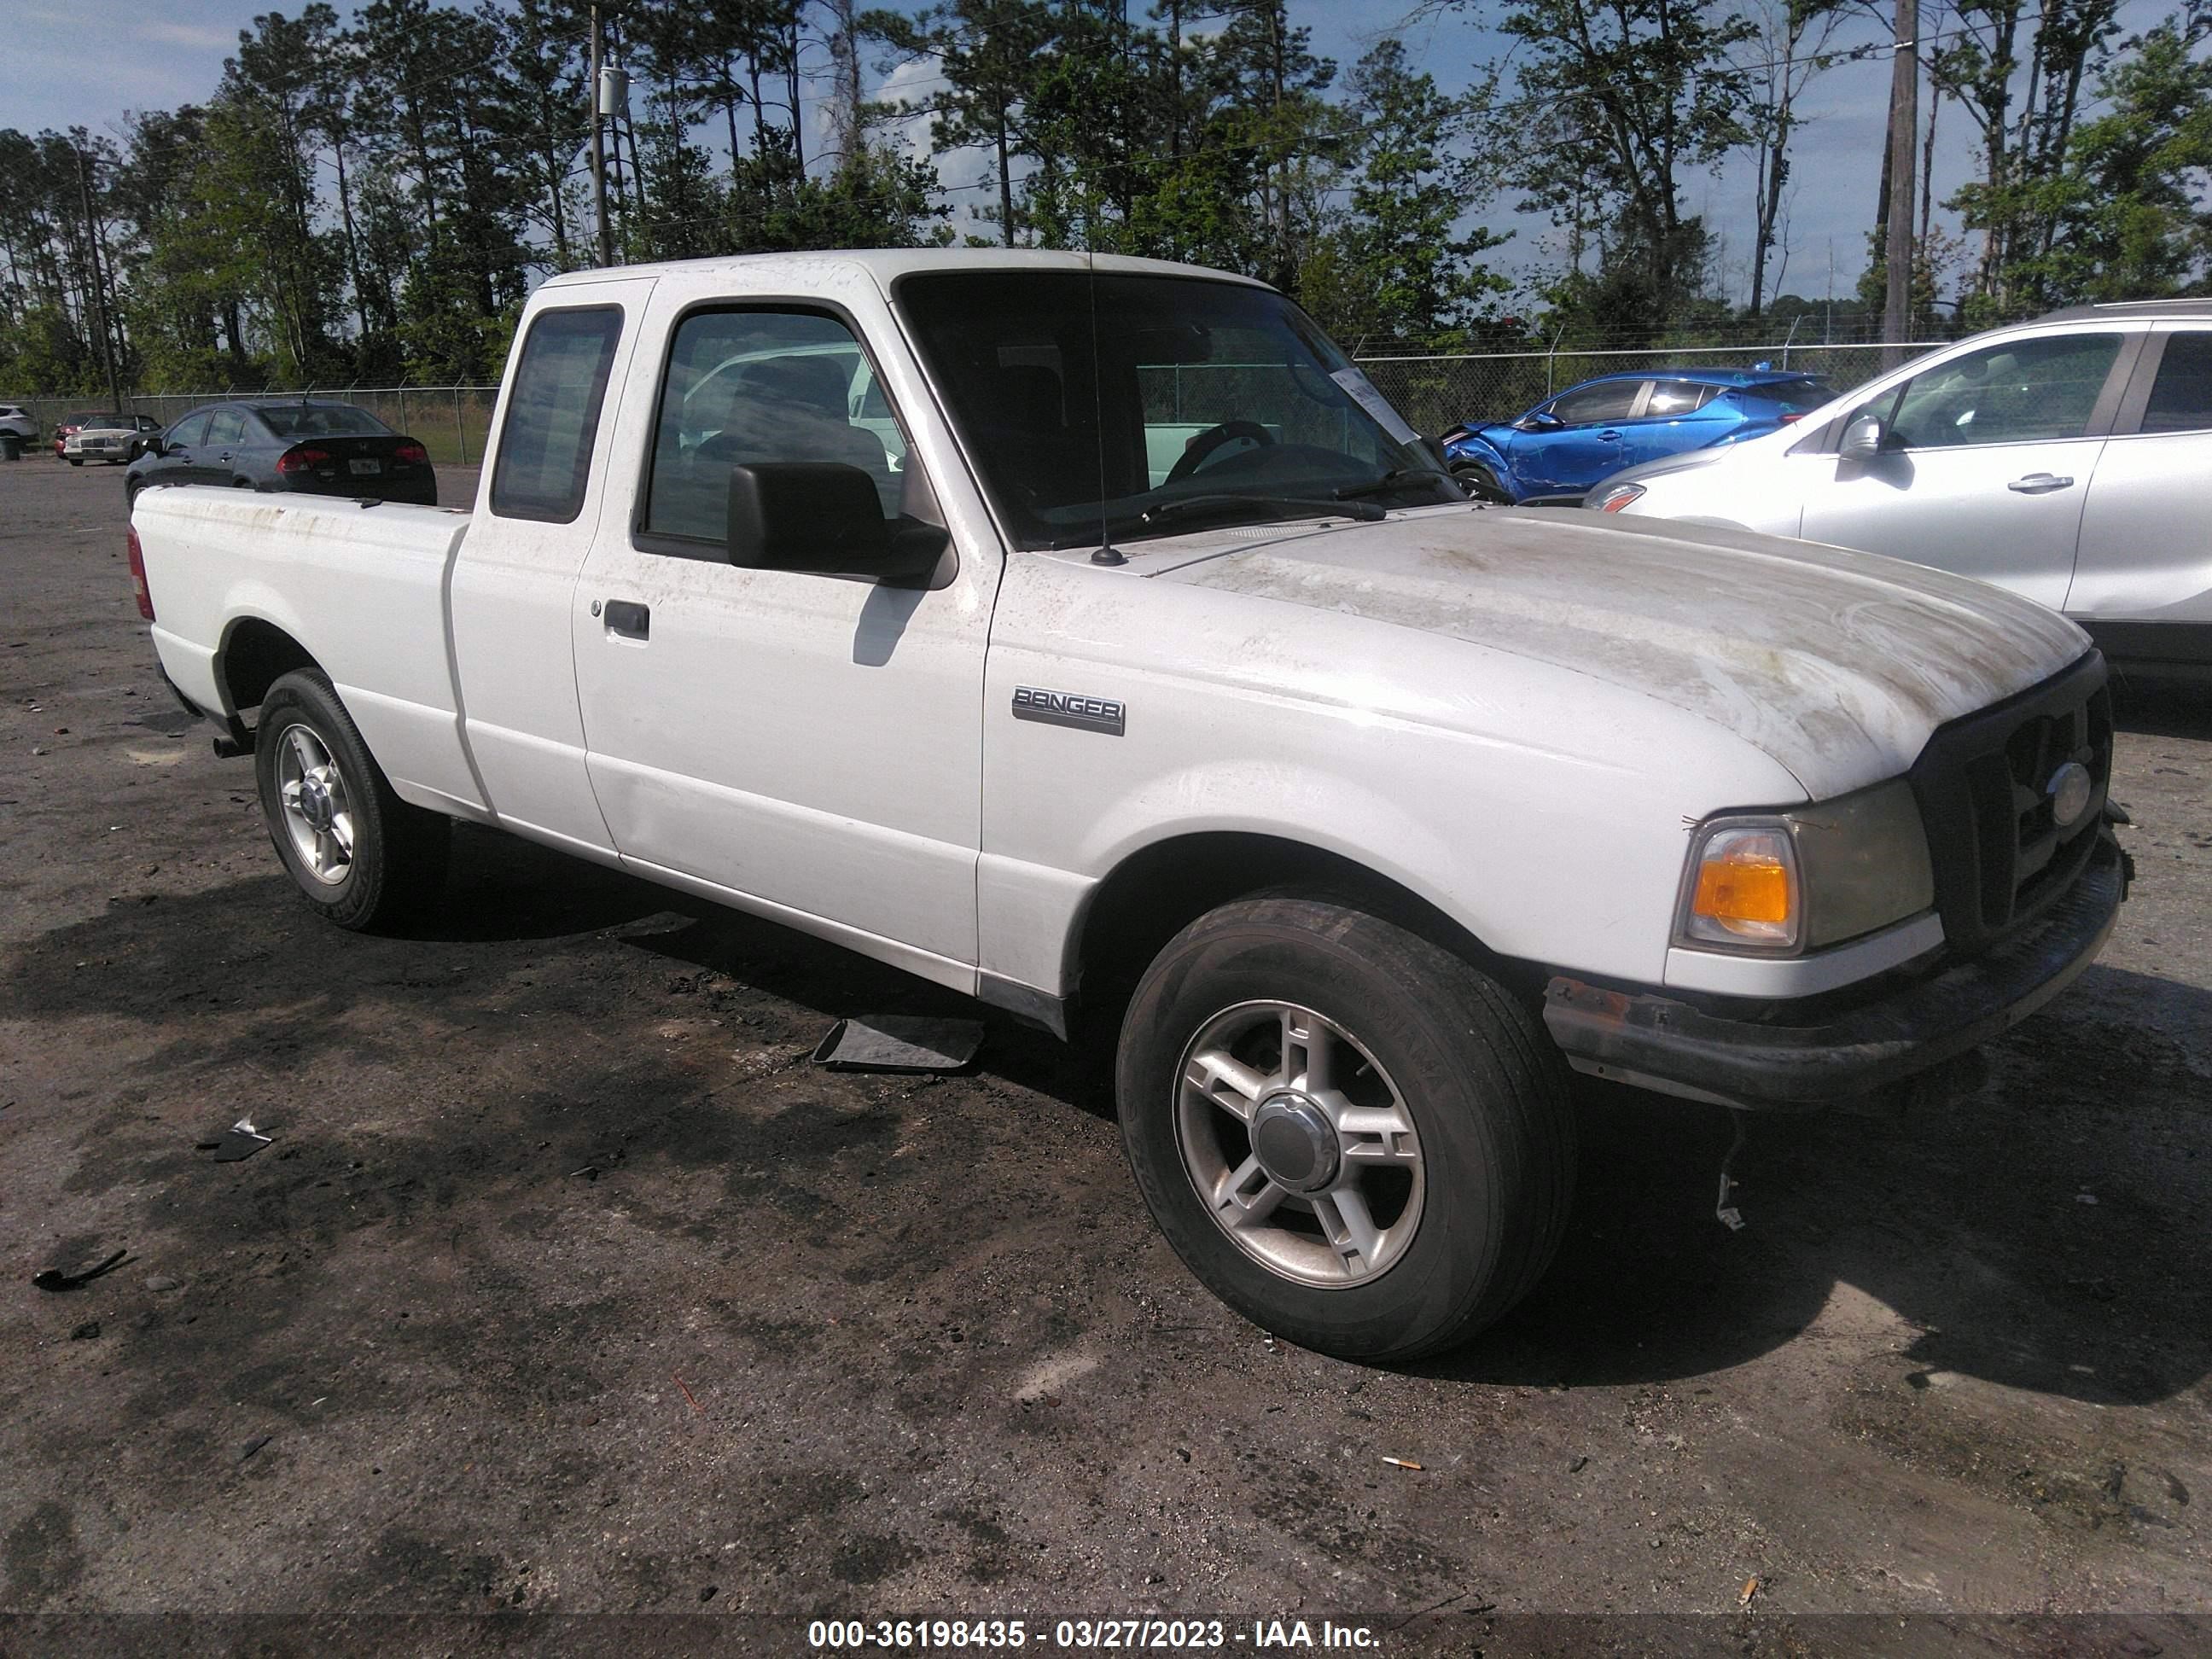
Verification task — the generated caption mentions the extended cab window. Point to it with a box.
[2140,333,2212,434]
[1875,334,2122,449]
[492,306,624,523]
[643,308,905,543]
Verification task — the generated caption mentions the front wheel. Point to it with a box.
[67,457,83,467]
[254,669,450,930]
[1116,894,1575,1362]
[1452,462,1508,504]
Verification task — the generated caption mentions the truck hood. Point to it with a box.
[1154,507,2091,800]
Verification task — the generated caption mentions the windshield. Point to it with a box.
[256,404,393,438]
[896,271,1457,550]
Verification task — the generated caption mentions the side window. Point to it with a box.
[1883,334,2122,450]
[168,412,212,448]
[1641,381,1715,417]
[1551,381,1643,425]
[205,408,246,445]
[2140,333,2212,434]
[491,306,625,523]
[643,309,905,543]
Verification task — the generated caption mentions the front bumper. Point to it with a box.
[1542,834,2126,1113]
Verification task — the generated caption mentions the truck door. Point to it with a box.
[447,294,643,853]
[570,299,992,988]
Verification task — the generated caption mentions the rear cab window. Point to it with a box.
[492,306,626,523]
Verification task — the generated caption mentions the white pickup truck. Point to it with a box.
[131,250,2128,1360]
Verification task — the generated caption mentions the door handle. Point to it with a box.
[2007,473,2074,493]
[1597,429,1621,440]
[602,599,650,639]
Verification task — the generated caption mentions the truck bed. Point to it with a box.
[137,487,485,818]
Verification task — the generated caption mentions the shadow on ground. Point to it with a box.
[8,824,2208,1409]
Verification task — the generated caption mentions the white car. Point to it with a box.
[1589,300,2212,679]
[0,403,37,444]
[127,250,2128,1360]
[64,410,160,466]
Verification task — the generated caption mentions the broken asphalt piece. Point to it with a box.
[211,1118,273,1162]
[239,1435,272,1464]
[144,1276,181,1293]
[1568,1455,1589,1474]
[811,1015,983,1074]
[70,1321,102,1341]
[32,1247,127,1293]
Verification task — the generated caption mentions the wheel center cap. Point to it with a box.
[1250,1091,1340,1195]
[299,776,334,832]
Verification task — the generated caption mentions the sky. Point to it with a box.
[1,0,2184,309]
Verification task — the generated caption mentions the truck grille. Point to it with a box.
[1906,652,2111,959]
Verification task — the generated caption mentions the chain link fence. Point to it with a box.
[7,341,1947,470]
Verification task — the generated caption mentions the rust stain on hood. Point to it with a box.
[1164,508,2091,800]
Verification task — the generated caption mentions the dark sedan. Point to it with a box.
[125,399,437,507]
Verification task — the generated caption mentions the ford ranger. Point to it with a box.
[129,251,2128,1361]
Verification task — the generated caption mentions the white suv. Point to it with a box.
[1590,300,2212,679]
[0,404,37,444]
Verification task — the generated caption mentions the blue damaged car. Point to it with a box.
[1441,368,1834,504]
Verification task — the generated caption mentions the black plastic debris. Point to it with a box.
[811,1016,985,1074]
[239,1435,272,1464]
[211,1118,273,1161]
[32,1248,127,1293]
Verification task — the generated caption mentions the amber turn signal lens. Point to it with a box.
[1694,852,1791,924]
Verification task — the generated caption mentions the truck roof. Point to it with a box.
[536,247,1269,292]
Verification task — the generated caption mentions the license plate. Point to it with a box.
[349,457,383,476]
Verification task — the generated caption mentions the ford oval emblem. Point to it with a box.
[2047,760,2093,830]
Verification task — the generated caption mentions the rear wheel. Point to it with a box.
[1116,893,1575,1361]
[254,669,449,931]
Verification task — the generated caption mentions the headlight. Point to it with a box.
[1591,482,1645,513]
[1677,781,1935,955]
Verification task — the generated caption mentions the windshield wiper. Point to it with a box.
[1138,493,1386,531]
[1333,467,1448,502]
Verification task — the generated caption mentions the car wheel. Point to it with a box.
[68,457,83,467]
[255,669,451,931]
[1452,463,1507,503]
[1116,892,1575,1362]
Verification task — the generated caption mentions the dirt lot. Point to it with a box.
[2,456,2209,1654]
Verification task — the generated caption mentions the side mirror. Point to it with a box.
[725,462,944,582]
[1516,411,1563,434]
[1840,415,1886,462]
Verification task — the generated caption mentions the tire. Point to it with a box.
[1452,463,1507,504]
[1116,893,1575,1362]
[254,668,450,931]
[68,457,83,467]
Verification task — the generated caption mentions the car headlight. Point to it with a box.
[1677,781,1935,955]
[1590,482,1645,513]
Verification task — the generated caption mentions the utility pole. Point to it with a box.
[1881,0,1918,367]
[590,3,614,267]
[74,146,124,414]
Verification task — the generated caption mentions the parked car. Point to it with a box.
[1589,301,2212,678]
[125,398,436,507]
[52,410,116,459]
[130,250,2126,1362]
[1442,370,1835,504]
[63,411,161,466]
[0,403,37,444]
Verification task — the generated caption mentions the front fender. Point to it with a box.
[1443,430,1514,488]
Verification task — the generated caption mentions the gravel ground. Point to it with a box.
[2,457,2208,1655]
